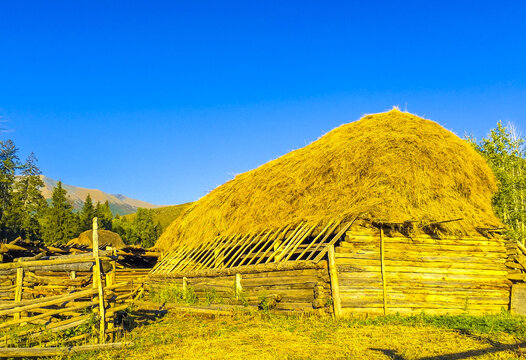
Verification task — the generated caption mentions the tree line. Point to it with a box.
[471,121,526,244]
[0,139,161,247]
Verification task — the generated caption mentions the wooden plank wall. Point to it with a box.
[148,265,332,313]
[336,229,512,316]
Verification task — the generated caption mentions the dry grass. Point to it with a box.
[67,229,125,249]
[82,311,525,360]
[157,109,500,250]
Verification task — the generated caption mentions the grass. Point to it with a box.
[69,310,526,360]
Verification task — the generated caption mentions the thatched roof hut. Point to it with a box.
[150,109,514,316]
[157,109,500,250]
[68,230,125,249]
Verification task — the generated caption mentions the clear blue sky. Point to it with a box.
[0,1,525,205]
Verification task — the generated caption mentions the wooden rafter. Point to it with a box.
[153,219,357,274]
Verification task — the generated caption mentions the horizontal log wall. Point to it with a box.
[336,230,512,316]
[148,262,331,313]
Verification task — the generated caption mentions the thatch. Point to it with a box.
[67,230,126,249]
[156,109,501,251]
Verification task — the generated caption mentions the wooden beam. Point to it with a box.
[296,221,333,261]
[327,245,342,318]
[253,225,291,266]
[235,273,242,299]
[237,230,274,267]
[265,223,305,264]
[304,221,341,261]
[187,236,224,271]
[227,229,269,268]
[166,245,194,273]
[380,227,387,316]
[313,218,356,263]
[283,223,319,262]
[0,257,96,271]
[171,242,208,272]
[219,233,252,269]
[0,342,133,358]
[92,217,105,344]
[199,234,240,270]
[13,267,23,320]
[0,300,98,329]
[223,230,267,269]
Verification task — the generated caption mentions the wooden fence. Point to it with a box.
[0,218,144,353]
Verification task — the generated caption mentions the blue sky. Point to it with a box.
[0,1,525,205]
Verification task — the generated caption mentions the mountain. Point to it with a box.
[40,175,161,215]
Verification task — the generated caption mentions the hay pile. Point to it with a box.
[68,229,126,249]
[156,109,500,250]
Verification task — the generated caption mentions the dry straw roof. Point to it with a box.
[156,109,500,251]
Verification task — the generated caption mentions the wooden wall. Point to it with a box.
[336,229,512,316]
[148,262,332,313]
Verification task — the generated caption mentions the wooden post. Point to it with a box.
[380,227,387,316]
[182,277,188,300]
[327,244,342,318]
[235,274,242,299]
[92,217,106,343]
[14,267,24,320]
[105,264,115,342]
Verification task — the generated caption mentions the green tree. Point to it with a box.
[0,140,20,223]
[41,181,78,244]
[473,121,526,243]
[95,200,113,231]
[113,216,139,245]
[133,208,162,248]
[12,153,46,240]
[79,194,96,231]
[112,209,162,247]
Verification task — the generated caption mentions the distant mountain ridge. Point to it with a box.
[40,175,161,215]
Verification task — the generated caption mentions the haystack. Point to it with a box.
[68,229,126,249]
[156,109,500,251]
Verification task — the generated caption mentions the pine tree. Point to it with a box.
[95,200,113,231]
[0,140,19,223]
[134,208,161,248]
[79,194,96,231]
[13,153,46,240]
[41,181,78,244]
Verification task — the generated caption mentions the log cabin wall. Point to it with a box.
[147,262,332,313]
[336,229,512,316]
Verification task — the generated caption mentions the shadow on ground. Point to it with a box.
[370,341,526,359]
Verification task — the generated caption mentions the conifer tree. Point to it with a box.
[41,181,78,244]
[95,200,113,231]
[12,153,46,240]
[79,194,96,231]
[133,208,162,248]
[0,140,19,223]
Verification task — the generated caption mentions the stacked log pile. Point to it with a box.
[148,261,332,313]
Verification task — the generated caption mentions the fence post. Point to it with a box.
[182,277,188,299]
[380,227,388,316]
[13,267,24,320]
[92,217,106,343]
[327,244,342,318]
[235,273,242,299]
